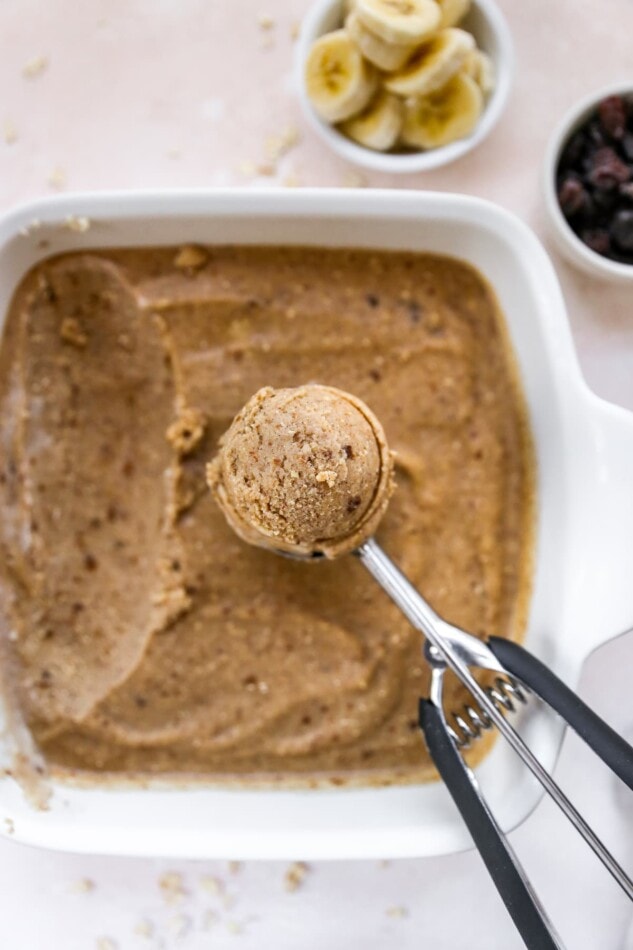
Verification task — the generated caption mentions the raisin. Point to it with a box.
[611,210,633,251]
[587,118,606,148]
[581,228,611,256]
[559,130,587,169]
[598,95,627,140]
[365,293,379,308]
[557,175,589,217]
[619,181,633,201]
[587,147,630,190]
[592,187,618,214]
[621,132,633,161]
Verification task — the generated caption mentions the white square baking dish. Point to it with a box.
[0,188,631,859]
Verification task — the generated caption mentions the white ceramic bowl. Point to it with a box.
[543,81,633,284]
[0,189,632,860]
[296,0,514,173]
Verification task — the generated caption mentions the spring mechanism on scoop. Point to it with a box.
[448,676,529,749]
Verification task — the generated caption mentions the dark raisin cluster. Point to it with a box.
[557,94,633,265]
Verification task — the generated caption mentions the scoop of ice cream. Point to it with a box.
[206,384,394,558]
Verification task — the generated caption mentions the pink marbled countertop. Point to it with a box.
[0,1,632,947]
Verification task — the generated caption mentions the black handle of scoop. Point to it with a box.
[488,636,633,791]
[419,699,561,950]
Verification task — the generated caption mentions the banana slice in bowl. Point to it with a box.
[297,0,514,172]
[306,29,378,122]
[340,89,404,150]
[384,28,475,98]
[355,0,441,45]
[401,72,483,148]
[437,0,472,29]
[346,10,416,71]
[463,47,495,95]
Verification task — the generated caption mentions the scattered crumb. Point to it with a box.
[173,244,208,270]
[260,35,275,50]
[96,939,117,950]
[200,874,224,896]
[133,919,154,939]
[167,406,207,455]
[282,172,302,187]
[342,170,368,188]
[222,893,236,911]
[258,14,275,29]
[158,871,187,905]
[22,55,49,79]
[386,905,408,918]
[151,583,192,619]
[284,861,309,892]
[201,909,218,930]
[69,877,95,894]
[256,162,276,176]
[167,147,182,160]
[60,316,88,349]
[265,126,300,163]
[97,17,108,27]
[316,470,337,487]
[18,218,41,237]
[168,913,191,939]
[228,861,242,875]
[47,166,66,190]
[3,120,18,145]
[3,818,14,835]
[64,214,90,233]
[290,21,300,40]
[237,160,256,177]
[226,921,243,935]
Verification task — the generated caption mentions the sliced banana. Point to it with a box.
[340,90,404,150]
[384,27,474,97]
[346,10,415,71]
[305,30,378,123]
[401,71,483,148]
[436,0,471,28]
[356,0,441,45]
[462,47,495,95]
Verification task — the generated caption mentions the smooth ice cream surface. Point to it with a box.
[207,384,394,557]
[0,245,534,785]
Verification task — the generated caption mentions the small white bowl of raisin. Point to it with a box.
[544,83,633,283]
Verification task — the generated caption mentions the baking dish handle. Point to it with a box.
[578,395,633,655]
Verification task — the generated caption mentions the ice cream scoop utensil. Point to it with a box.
[281,537,633,948]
